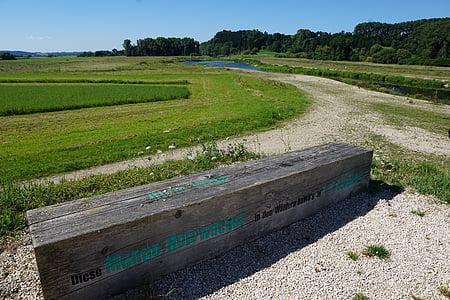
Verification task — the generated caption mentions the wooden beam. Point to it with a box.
[27,143,373,299]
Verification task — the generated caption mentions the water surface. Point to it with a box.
[182,60,261,71]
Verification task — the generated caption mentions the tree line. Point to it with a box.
[0,52,17,60]
[122,37,200,56]
[117,18,449,66]
[200,18,449,66]
[78,49,124,57]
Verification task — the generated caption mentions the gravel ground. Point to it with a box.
[0,234,42,300]
[2,188,449,300]
[148,189,450,300]
[372,125,450,156]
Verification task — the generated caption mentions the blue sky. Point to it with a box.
[1,0,449,52]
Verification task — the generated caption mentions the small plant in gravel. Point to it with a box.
[410,210,426,217]
[439,286,450,299]
[353,293,369,300]
[346,251,359,261]
[363,245,390,259]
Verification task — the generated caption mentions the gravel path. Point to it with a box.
[3,189,448,300]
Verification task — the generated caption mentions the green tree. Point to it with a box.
[123,39,132,56]
[372,46,399,64]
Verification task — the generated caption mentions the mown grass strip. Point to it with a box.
[0,79,189,84]
[0,144,259,239]
[0,84,190,116]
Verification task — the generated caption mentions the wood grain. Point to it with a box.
[27,143,373,300]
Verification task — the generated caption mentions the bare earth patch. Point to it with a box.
[373,125,450,156]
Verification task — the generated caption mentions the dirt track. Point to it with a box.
[36,73,450,184]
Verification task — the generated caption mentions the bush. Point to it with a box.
[372,47,399,64]
[0,52,16,60]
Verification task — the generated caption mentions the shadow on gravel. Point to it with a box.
[127,181,403,300]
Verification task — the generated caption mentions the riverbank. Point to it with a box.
[225,57,450,103]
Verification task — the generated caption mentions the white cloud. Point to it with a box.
[26,35,52,41]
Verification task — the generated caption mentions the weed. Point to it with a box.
[353,293,369,300]
[439,286,450,299]
[410,210,426,217]
[370,102,450,135]
[346,251,359,261]
[369,135,450,203]
[363,245,390,259]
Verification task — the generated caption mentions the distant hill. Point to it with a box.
[0,50,82,57]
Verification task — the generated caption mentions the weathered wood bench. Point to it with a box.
[27,143,373,300]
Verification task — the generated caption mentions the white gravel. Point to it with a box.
[148,189,450,300]
[3,188,448,300]
[0,234,42,300]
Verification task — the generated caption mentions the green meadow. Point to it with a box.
[0,84,190,116]
[0,56,308,181]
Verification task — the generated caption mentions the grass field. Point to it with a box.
[253,56,450,82]
[0,78,189,84]
[0,57,308,181]
[0,56,190,74]
[0,84,190,115]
